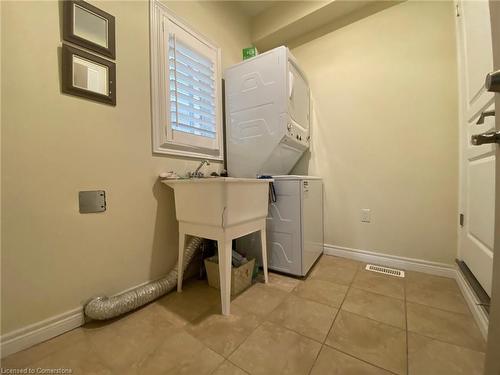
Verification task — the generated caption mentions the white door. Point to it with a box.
[456,0,496,296]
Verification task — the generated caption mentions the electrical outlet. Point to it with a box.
[360,209,371,223]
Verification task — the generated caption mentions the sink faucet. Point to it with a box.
[190,159,210,178]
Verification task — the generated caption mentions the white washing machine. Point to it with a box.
[237,175,323,276]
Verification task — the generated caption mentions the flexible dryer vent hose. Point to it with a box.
[84,236,203,320]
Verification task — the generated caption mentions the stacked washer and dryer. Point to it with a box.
[224,46,323,276]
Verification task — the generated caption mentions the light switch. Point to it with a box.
[360,208,371,223]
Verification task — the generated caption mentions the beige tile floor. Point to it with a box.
[1,255,486,375]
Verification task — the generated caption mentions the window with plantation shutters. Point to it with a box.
[150,1,223,160]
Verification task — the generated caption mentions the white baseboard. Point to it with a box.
[323,244,457,278]
[0,278,159,359]
[0,307,85,359]
[323,244,489,341]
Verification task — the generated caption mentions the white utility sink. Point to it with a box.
[162,176,271,316]
[162,177,270,227]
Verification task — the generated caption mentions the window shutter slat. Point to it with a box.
[170,78,214,104]
[172,122,215,138]
[175,40,213,66]
[168,33,217,140]
[172,101,216,124]
[173,48,214,78]
[173,113,215,131]
[173,91,215,115]
[169,56,214,91]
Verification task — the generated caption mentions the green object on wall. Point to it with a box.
[242,46,258,60]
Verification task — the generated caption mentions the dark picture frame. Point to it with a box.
[62,44,116,106]
[63,0,116,59]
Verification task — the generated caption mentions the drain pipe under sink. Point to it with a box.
[84,236,203,320]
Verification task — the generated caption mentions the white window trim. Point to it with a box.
[150,0,224,161]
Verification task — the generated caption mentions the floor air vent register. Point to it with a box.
[365,264,405,278]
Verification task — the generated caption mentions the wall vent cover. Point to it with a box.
[365,264,405,278]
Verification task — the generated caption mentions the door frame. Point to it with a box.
[484,1,500,373]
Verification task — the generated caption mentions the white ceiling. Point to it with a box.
[236,1,277,17]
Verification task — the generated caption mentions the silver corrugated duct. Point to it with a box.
[84,236,203,320]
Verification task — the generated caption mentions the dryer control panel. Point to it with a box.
[286,120,309,147]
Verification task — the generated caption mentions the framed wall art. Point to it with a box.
[63,0,116,59]
[61,44,116,106]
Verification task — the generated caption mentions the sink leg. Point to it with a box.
[177,230,186,292]
[260,228,269,283]
[217,238,232,315]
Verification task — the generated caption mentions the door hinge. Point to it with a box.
[459,213,464,226]
[455,3,460,17]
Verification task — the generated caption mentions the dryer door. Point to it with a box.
[287,61,310,131]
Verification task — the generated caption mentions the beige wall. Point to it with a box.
[0,0,460,336]
[1,0,251,335]
[292,1,459,264]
